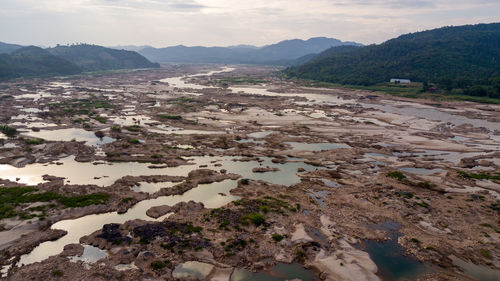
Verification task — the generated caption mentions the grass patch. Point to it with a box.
[0,124,17,137]
[92,116,107,124]
[479,248,493,259]
[124,125,141,132]
[0,187,109,219]
[458,171,500,181]
[128,138,140,144]
[387,171,406,181]
[272,234,284,242]
[25,138,45,145]
[158,114,182,120]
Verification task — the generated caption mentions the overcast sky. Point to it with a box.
[1,0,499,47]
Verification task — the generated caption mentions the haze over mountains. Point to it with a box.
[119,37,362,65]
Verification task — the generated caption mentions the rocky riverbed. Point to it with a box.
[0,65,499,281]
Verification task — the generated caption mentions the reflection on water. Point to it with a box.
[172,261,214,279]
[132,181,179,194]
[18,156,319,265]
[231,263,316,281]
[0,155,317,186]
[365,221,431,281]
[285,142,351,151]
[160,67,234,90]
[69,245,108,264]
[22,128,115,146]
[450,255,500,281]
[398,167,446,176]
[19,180,240,265]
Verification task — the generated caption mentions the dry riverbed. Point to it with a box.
[0,65,499,281]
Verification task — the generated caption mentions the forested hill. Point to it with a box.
[285,23,500,98]
[0,43,160,80]
[48,44,160,71]
[0,46,81,79]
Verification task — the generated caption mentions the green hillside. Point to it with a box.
[285,23,500,99]
[48,44,160,71]
[0,46,81,79]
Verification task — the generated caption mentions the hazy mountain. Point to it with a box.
[139,37,362,65]
[0,46,81,79]
[0,41,23,54]
[109,45,154,52]
[48,44,160,71]
[285,23,500,98]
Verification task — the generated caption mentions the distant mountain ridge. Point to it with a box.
[136,37,362,65]
[0,42,23,54]
[0,43,159,80]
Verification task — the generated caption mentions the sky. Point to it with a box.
[0,0,499,47]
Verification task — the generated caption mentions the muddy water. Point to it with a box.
[0,155,317,186]
[17,156,319,265]
[231,263,316,281]
[284,142,351,151]
[450,255,500,281]
[160,67,235,90]
[19,180,240,265]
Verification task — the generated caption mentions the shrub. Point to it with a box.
[0,125,17,137]
[129,138,140,144]
[151,260,167,270]
[272,234,284,242]
[25,138,44,145]
[158,114,182,120]
[247,212,265,226]
[387,171,406,180]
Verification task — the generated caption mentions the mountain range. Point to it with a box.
[115,37,362,65]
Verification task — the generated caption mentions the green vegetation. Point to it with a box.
[158,114,182,120]
[244,212,265,226]
[458,171,500,181]
[25,138,44,145]
[48,98,113,116]
[92,116,107,124]
[48,44,159,71]
[286,23,500,102]
[0,46,81,80]
[272,234,284,242]
[207,196,296,231]
[0,124,17,137]
[51,269,64,277]
[128,138,140,144]
[387,171,406,181]
[479,248,493,260]
[0,186,109,219]
[150,260,168,270]
[111,126,121,132]
[124,125,141,132]
[0,44,158,80]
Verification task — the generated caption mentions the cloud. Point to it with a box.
[0,0,498,47]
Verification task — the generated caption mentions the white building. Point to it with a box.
[390,78,411,84]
